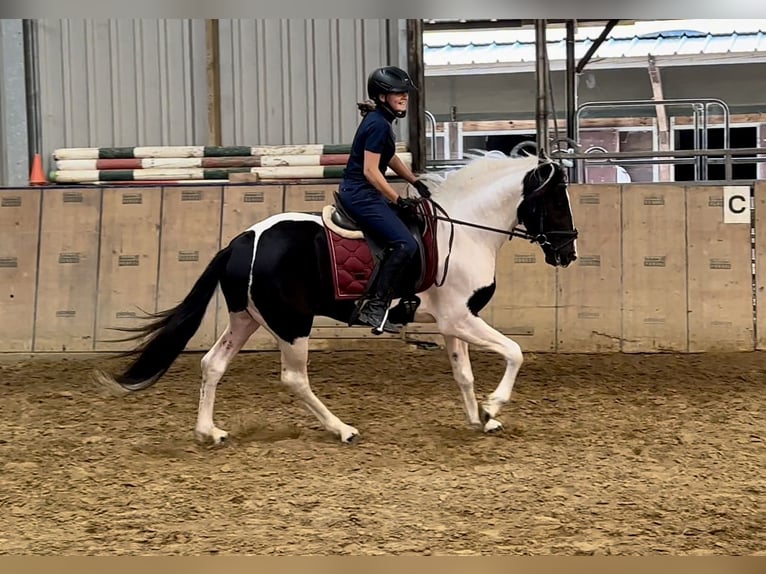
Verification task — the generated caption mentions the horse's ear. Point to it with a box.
[526,161,556,197]
[537,161,556,182]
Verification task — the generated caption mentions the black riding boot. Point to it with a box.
[353,245,412,335]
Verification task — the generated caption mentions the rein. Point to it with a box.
[422,194,578,287]
[429,206,542,241]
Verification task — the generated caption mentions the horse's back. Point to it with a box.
[245,210,323,234]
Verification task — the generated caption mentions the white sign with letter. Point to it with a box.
[723,186,750,224]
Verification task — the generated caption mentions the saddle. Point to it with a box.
[322,190,439,310]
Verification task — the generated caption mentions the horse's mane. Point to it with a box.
[413,150,540,199]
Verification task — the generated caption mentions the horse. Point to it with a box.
[94,151,578,444]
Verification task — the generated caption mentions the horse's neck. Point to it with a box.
[440,182,524,253]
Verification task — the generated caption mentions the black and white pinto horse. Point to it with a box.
[95,152,578,444]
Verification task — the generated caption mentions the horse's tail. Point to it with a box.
[94,243,234,392]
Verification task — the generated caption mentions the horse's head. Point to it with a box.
[517,159,578,267]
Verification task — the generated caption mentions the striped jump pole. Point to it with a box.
[49,167,402,184]
[52,143,409,160]
[49,162,410,184]
[49,168,250,183]
[54,152,412,171]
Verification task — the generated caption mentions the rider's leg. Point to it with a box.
[338,187,417,334]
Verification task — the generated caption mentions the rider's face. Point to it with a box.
[384,92,409,113]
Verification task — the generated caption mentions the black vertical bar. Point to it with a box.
[23,19,42,161]
[566,20,578,182]
[406,19,426,173]
[535,19,548,155]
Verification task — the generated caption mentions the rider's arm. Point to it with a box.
[363,150,401,203]
[387,153,418,185]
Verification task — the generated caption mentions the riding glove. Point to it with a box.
[412,180,432,199]
[397,196,421,210]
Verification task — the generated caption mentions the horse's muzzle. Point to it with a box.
[546,250,577,268]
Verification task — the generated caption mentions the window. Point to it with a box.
[673,126,757,181]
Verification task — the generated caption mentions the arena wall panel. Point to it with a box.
[685,185,755,351]
[34,188,101,351]
[556,184,622,353]
[0,190,41,351]
[284,184,335,215]
[94,188,162,351]
[621,184,688,352]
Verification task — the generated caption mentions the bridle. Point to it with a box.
[419,163,579,286]
[515,179,579,254]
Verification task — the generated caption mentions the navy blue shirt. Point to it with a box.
[342,107,396,188]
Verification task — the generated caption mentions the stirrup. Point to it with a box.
[347,296,367,327]
[351,297,400,335]
[368,307,400,335]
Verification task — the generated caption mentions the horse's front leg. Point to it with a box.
[443,335,483,430]
[440,313,523,432]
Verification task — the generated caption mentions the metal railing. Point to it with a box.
[422,96,766,183]
[574,98,732,182]
[424,110,437,161]
[555,147,766,182]
[425,147,766,184]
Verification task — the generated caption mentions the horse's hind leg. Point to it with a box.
[277,335,359,443]
[195,310,259,444]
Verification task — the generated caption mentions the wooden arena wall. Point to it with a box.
[1,181,764,353]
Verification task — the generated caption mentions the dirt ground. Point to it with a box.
[0,346,764,556]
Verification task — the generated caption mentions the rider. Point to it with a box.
[338,65,431,335]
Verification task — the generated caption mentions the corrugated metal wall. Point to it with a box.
[0,20,29,187]
[35,19,209,157]
[218,19,393,146]
[26,18,396,173]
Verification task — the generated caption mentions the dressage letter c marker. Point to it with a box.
[723,186,751,224]
[728,195,746,214]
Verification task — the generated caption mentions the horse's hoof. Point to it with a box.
[479,406,493,425]
[195,428,229,446]
[483,419,504,433]
[340,425,360,444]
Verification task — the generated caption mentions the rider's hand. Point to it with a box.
[397,196,421,210]
[412,180,431,199]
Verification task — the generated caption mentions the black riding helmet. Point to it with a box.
[367,66,417,118]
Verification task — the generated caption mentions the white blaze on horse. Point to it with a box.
[94,151,578,444]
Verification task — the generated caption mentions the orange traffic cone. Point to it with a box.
[29,153,47,185]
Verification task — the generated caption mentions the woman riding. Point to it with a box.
[337,65,431,335]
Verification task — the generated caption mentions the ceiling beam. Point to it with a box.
[576,19,619,73]
[422,19,621,32]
